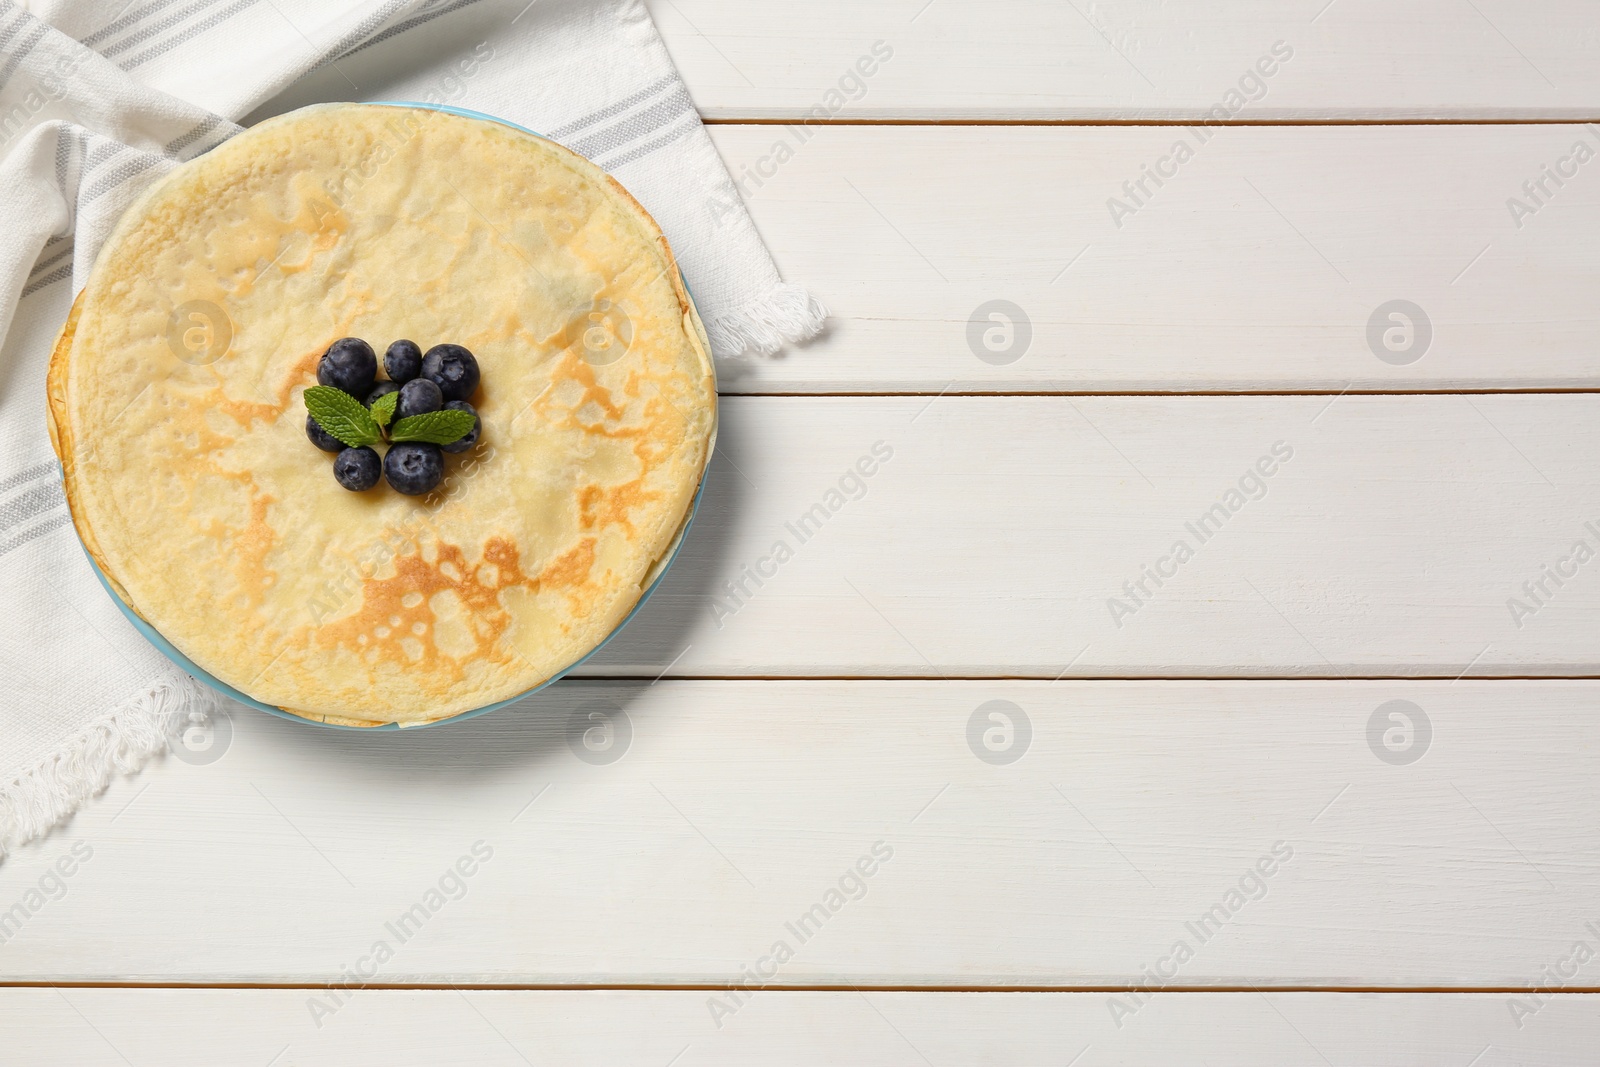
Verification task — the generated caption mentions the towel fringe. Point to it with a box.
[0,676,219,859]
[705,282,828,359]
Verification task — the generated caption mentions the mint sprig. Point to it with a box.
[305,386,380,447]
[369,389,399,428]
[391,409,476,445]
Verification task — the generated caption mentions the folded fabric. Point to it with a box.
[0,0,824,857]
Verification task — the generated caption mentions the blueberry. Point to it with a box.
[316,337,376,397]
[366,380,400,407]
[384,442,443,495]
[333,446,382,491]
[395,378,443,422]
[306,414,344,453]
[421,343,480,401]
[385,339,422,384]
[440,400,481,453]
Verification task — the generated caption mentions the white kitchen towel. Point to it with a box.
[0,0,824,858]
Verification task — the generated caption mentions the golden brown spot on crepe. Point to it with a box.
[226,191,349,294]
[546,349,623,422]
[230,491,278,609]
[197,344,320,426]
[317,537,543,677]
[287,347,321,386]
[275,196,348,274]
[208,391,282,429]
[577,485,603,528]
[540,538,596,589]
[578,478,658,536]
[156,395,240,460]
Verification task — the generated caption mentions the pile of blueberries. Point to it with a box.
[306,337,482,495]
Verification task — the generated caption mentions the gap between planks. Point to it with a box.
[716,389,1600,398]
[7,981,1600,994]
[703,117,1600,127]
[582,674,1600,682]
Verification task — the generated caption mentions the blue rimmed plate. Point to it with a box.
[72,100,715,730]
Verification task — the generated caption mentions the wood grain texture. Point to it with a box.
[706,124,1600,392]
[0,680,1596,987]
[650,0,1600,120]
[5,988,1597,1066]
[575,394,1600,678]
[29,0,1600,1033]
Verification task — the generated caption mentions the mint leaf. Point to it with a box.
[305,385,380,448]
[391,409,477,445]
[369,389,398,428]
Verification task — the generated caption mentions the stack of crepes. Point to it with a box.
[0,0,823,857]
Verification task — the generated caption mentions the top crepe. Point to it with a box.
[47,103,716,726]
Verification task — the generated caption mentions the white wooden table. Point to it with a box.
[9,2,1600,1062]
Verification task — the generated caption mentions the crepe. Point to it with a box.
[47,103,716,726]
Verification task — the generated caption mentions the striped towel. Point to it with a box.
[0,0,824,857]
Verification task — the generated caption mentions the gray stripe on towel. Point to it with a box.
[320,0,415,64]
[0,479,64,536]
[0,8,30,62]
[120,0,260,69]
[0,20,50,95]
[28,242,73,279]
[595,114,697,171]
[0,462,57,498]
[53,122,70,192]
[335,0,487,63]
[84,0,180,47]
[0,511,70,560]
[566,84,693,161]
[81,152,163,203]
[546,76,677,141]
[22,263,72,297]
[85,138,121,169]
[164,113,225,157]
[101,0,227,57]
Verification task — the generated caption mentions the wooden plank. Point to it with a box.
[6,988,1598,1065]
[705,124,1600,392]
[571,394,1600,678]
[3,680,1600,986]
[651,0,1600,120]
